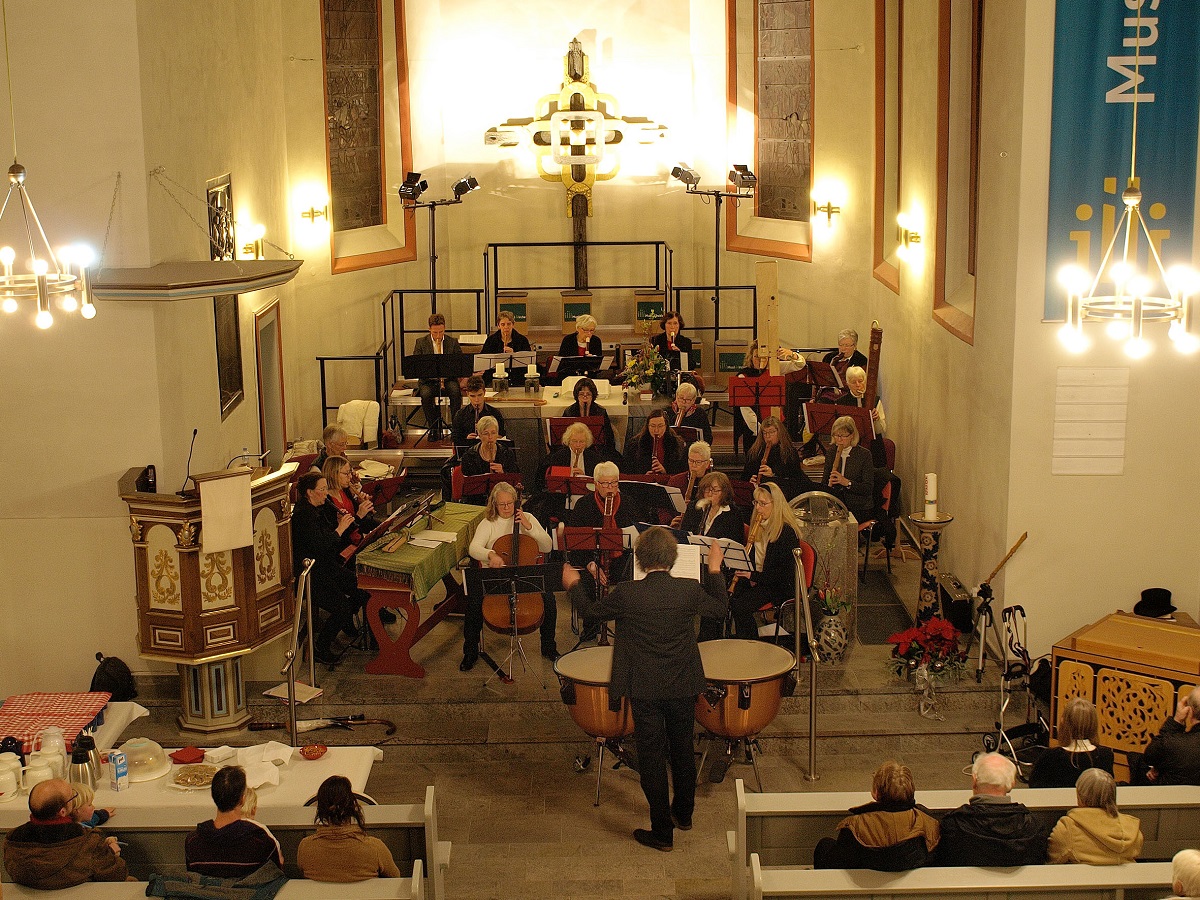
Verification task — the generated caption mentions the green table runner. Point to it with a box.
[356,502,485,599]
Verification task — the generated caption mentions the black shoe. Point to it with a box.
[379,608,397,625]
[708,753,732,784]
[541,646,560,662]
[633,829,672,852]
[314,645,343,667]
[580,625,601,643]
[459,653,478,672]
[671,813,693,831]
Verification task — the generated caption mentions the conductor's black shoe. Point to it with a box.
[379,608,397,625]
[459,653,478,672]
[671,813,693,831]
[633,829,672,852]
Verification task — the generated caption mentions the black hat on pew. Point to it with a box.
[1133,587,1175,619]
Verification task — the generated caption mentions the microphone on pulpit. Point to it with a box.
[178,428,198,496]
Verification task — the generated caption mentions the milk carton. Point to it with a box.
[108,750,129,791]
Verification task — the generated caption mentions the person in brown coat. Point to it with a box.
[1046,768,1143,865]
[298,775,401,882]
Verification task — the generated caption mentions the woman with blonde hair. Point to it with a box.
[556,313,602,358]
[814,760,940,871]
[821,415,874,522]
[732,340,769,456]
[703,482,802,641]
[322,456,376,548]
[1047,768,1143,864]
[1028,697,1114,788]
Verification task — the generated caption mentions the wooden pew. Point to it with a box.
[1,786,451,900]
[749,855,1173,900]
[730,779,1200,900]
[2,864,422,899]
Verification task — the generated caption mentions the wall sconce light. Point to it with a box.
[398,172,428,202]
[300,205,326,223]
[813,199,841,225]
[241,223,266,260]
[728,164,757,194]
[451,174,479,200]
[896,213,922,262]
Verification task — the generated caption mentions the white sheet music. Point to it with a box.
[690,535,751,572]
[634,542,702,582]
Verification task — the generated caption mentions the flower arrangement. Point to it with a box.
[886,615,966,679]
[816,586,849,617]
[622,343,673,397]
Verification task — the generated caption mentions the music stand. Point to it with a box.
[466,564,562,687]
[803,360,844,392]
[689,536,752,573]
[474,350,536,380]
[728,374,788,429]
[458,471,523,504]
[550,355,606,381]
[404,353,475,441]
[560,525,630,646]
[802,402,876,456]
[618,480,684,525]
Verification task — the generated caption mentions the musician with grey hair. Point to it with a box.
[669,381,712,445]
[933,753,1047,867]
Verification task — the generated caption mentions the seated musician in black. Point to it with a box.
[480,310,532,354]
[829,365,887,468]
[702,482,801,641]
[452,376,507,449]
[537,422,601,491]
[625,408,687,477]
[562,461,642,640]
[668,440,713,528]
[743,416,814,500]
[733,340,768,457]
[648,310,693,370]
[462,482,557,671]
[821,416,875,523]
[680,472,744,543]
[291,472,371,665]
[563,377,617,452]
[824,328,869,379]
[460,416,518,479]
[668,381,712,445]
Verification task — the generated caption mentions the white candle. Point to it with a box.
[527,363,537,375]
[495,362,506,378]
[924,473,938,519]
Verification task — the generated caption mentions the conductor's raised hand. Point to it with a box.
[561,563,580,591]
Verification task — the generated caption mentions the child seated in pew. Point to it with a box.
[298,775,401,882]
[68,781,115,830]
[1046,768,1143,865]
[813,760,940,871]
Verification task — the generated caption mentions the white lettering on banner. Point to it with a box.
[1106,57,1156,103]
[1122,16,1160,48]
[1124,0,1161,11]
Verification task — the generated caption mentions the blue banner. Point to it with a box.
[1045,0,1200,320]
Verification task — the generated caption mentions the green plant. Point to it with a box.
[816,586,849,616]
[623,344,673,396]
[886,615,966,679]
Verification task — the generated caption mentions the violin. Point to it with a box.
[482,495,545,635]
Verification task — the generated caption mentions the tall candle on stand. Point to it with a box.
[526,363,537,377]
[494,362,506,378]
[924,473,938,519]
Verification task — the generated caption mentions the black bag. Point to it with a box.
[89,652,137,701]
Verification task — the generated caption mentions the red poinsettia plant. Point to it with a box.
[887,615,967,677]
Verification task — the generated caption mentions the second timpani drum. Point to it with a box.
[554,646,634,740]
[695,639,796,738]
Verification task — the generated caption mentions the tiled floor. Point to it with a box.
[129,549,1019,899]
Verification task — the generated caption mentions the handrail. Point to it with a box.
[281,558,316,748]
[794,546,820,783]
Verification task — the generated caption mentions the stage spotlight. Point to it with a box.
[398,172,428,201]
[670,165,700,187]
[452,174,480,200]
[729,164,757,192]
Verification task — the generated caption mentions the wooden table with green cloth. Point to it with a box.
[356,501,486,677]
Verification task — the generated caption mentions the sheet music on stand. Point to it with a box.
[689,535,752,573]
[549,355,613,375]
[474,350,536,374]
[634,542,701,582]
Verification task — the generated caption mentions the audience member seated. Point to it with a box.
[414,312,464,430]
[813,761,940,872]
[453,375,507,448]
[2,778,128,889]
[557,313,602,359]
[480,309,532,354]
[648,310,693,370]
[460,416,518,479]
[743,415,814,499]
[933,752,1048,867]
[1131,686,1200,785]
[625,408,687,477]
[313,423,350,473]
[462,482,558,669]
[669,440,714,527]
[704,482,801,641]
[563,376,617,450]
[68,781,114,831]
[821,415,875,522]
[1046,768,1143,865]
[733,340,769,456]
[1169,848,1200,899]
[185,766,283,879]
[1028,697,1114,788]
[681,472,745,543]
[669,381,712,445]
[298,775,401,882]
[292,472,371,666]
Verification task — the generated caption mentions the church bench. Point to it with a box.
[2,863,421,899]
[730,779,1200,900]
[749,856,1173,900]
[1,786,451,900]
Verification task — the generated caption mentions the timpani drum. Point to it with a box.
[554,646,634,740]
[695,639,796,738]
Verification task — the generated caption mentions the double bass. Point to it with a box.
[481,496,545,635]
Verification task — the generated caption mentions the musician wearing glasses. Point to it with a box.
[669,382,712,445]
[626,408,687,477]
[703,482,802,641]
[459,416,518,478]
[557,313,602,358]
[832,365,888,468]
[649,310,693,370]
[821,416,875,523]
[680,472,744,543]
[743,416,813,499]
[461,483,557,671]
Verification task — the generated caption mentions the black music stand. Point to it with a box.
[466,564,561,687]
[803,360,844,392]
[729,374,788,432]
[456,470,523,504]
[802,402,876,457]
[560,525,629,646]
[404,353,474,441]
[618,480,683,525]
[550,355,606,382]
[474,350,537,382]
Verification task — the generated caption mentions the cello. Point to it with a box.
[482,495,546,636]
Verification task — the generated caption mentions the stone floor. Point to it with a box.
[132,551,1025,899]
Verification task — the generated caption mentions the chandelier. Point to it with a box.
[1056,10,1198,358]
[0,1,93,329]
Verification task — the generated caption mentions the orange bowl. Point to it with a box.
[300,744,327,760]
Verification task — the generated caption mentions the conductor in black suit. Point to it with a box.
[563,527,728,852]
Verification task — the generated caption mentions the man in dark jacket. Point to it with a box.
[934,753,1048,867]
[2,779,128,888]
[1133,687,1200,785]
[185,766,283,879]
[564,527,727,852]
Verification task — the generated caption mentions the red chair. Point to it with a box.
[743,535,816,640]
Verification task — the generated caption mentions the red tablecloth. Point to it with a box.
[0,691,111,753]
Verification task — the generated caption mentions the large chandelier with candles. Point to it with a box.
[1056,13,1199,358]
[0,1,93,329]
